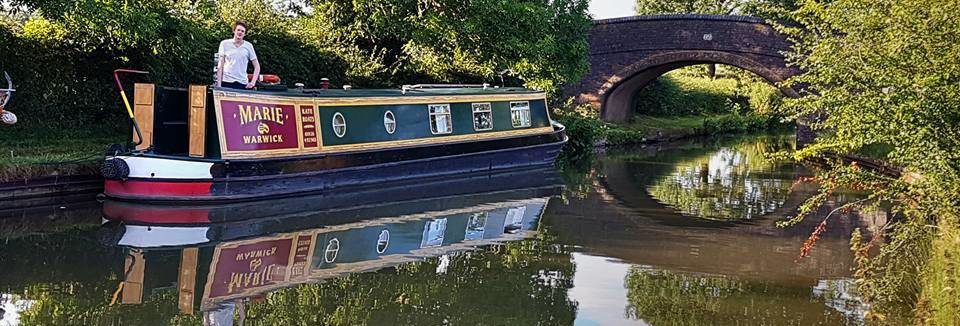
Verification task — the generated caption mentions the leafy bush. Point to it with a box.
[0,0,591,130]
[632,66,784,117]
[555,114,605,154]
[699,114,785,135]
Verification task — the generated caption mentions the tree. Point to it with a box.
[0,0,591,129]
[635,0,742,15]
[780,0,960,322]
[302,0,591,92]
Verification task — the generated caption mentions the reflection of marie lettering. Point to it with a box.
[238,105,285,125]
[234,246,278,261]
[227,264,281,294]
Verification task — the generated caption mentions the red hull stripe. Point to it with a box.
[105,180,213,197]
[102,203,212,224]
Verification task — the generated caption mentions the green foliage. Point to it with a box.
[645,135,796,221]
[1,223,575,325]
[634,0,800,24]
[779,0,960,320]
[552,100,607,155]
[0,0,590,131]
[632,67,784,117]
[624,267,863,325]
[698,113,775,135]
[242,234,576,325]
[635,0,741,15]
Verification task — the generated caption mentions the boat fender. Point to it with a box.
[102,158,130,180]
[0,111,15,125]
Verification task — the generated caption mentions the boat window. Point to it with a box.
[472,103,493,131]
[511,101,531,128]
[428,104,452,134]
[332,112,346,138]
[383,111,397,134]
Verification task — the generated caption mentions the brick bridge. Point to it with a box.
[565,14,801,122]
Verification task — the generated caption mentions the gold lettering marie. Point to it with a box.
[238,105,285,126]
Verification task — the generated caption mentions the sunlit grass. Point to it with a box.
[920,213,960,324]
[0,121,126,181]
[623,114,712,136]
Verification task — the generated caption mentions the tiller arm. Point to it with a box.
[113,69,149,146]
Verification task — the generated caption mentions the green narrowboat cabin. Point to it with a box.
[102,80,567,202]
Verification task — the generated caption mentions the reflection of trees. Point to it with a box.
[3,225,574,325]
[0,228,202,325]
[623,267,863,325]
[646,136,797,221]
[243,229,576,325]
[17,285,200,326]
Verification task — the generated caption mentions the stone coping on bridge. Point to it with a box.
[593,14,768,26]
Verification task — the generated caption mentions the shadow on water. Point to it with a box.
[0,133,905,325]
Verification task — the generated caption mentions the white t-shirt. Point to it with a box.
[218,39,257,84]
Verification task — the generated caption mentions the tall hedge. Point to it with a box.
[0,0,589,129]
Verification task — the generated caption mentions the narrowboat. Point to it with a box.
[99,167,560,313]
[102,72,567,202]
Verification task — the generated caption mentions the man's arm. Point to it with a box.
[247,59,260,89]
[216,55,225,87]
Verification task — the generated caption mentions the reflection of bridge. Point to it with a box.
[565,14,800,122]
[546,157,889,285]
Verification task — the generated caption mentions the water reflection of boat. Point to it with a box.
[99,167,560,318]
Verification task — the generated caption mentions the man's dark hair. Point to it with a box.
[234,20,248,31]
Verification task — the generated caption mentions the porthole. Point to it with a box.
[376,229,390,254]
[332,112,346,138]
[324,238,340,263]
[383,111,396,134]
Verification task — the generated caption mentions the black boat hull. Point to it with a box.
[104,129,566,202]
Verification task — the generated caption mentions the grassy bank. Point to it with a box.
[921,213,960,324]
[0,120,125,181]
[605,113,788,146]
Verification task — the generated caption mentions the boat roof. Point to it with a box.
[213,85,545,98]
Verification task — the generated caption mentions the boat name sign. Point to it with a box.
[220,100,300,151]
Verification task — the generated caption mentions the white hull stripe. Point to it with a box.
[118,225,211,247]
[117,156,214,179]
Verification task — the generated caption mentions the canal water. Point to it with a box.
[0,133,890,325]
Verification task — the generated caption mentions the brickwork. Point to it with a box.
[564,14,801,122]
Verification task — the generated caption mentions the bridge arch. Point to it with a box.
[566,14,801,122]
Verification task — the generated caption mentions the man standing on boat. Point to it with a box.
[216,21,260,90]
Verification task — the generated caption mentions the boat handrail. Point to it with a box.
[401,83,491,93]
